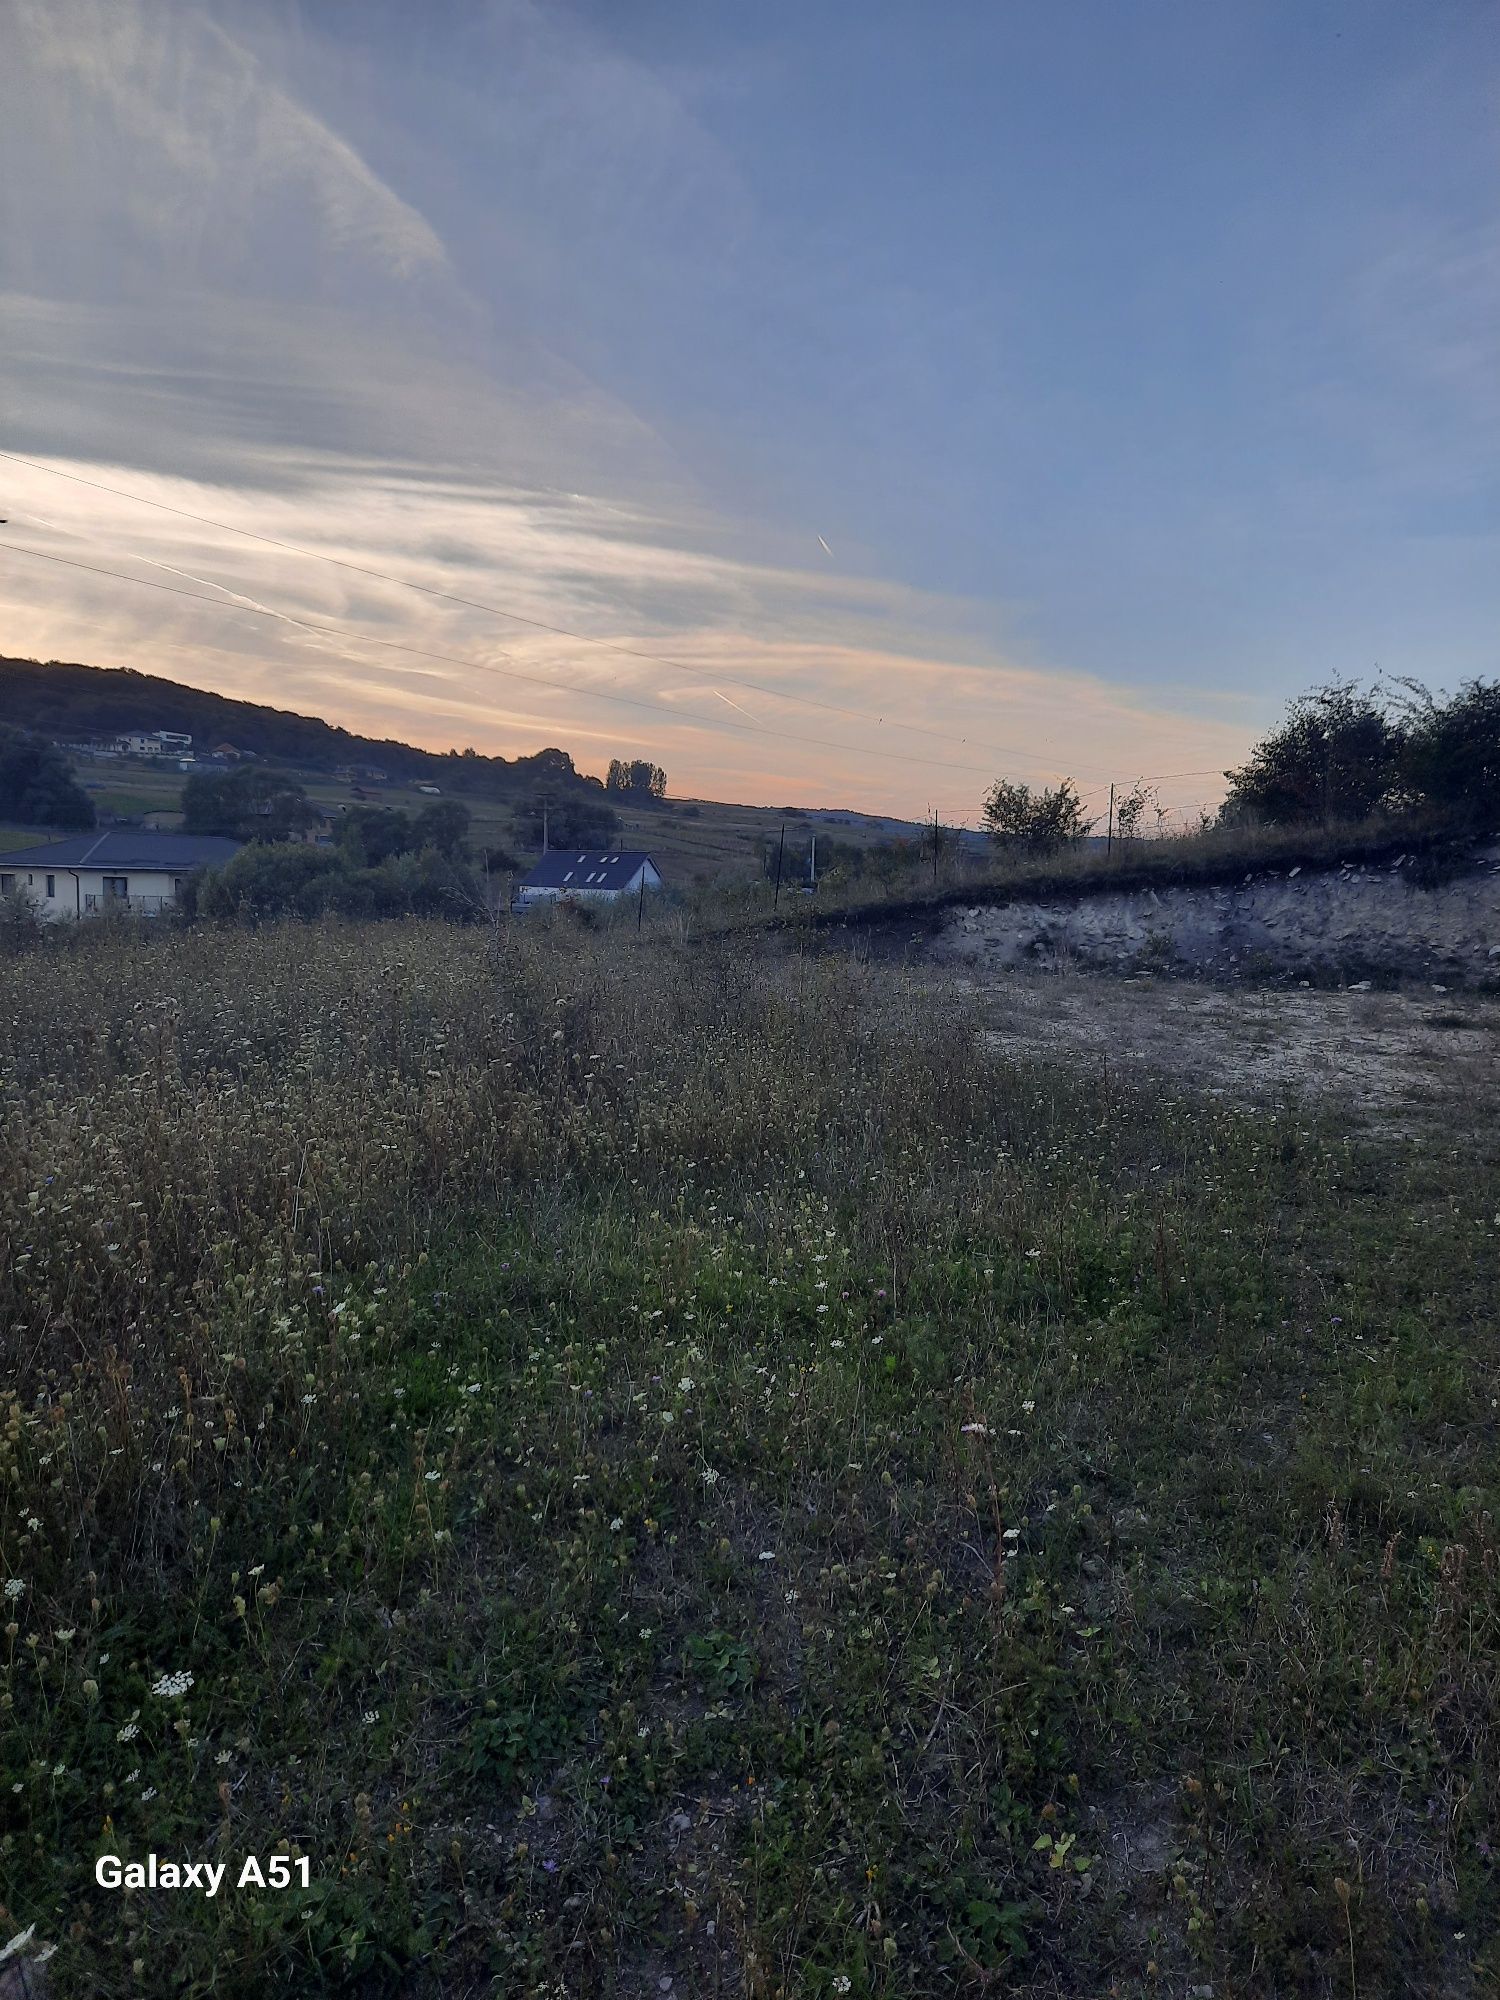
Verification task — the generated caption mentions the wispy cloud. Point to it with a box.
[0,0,1267,820]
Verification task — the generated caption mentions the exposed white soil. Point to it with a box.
[958,971,1500,1134]
[939,845,1500,988]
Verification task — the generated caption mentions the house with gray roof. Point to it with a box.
[0,830,242,920]
[515,850,663,909]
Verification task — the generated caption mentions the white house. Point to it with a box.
[115,730,193,759]
[0,830,242,920]
[515,850,663,908]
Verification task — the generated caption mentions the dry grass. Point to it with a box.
[1,916,1497,1996]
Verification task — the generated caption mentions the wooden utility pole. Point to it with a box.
[637,867,646,932]
[773,823,786,908]
[1106,782,1115,860]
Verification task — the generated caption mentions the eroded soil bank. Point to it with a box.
[936,843,1500,987]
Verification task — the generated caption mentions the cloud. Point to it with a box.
[0,0,1256,822]
[4,0,445,285]
[0,446,1247,818]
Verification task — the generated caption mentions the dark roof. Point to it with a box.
[0,830,244,869]
[520,850,658,891]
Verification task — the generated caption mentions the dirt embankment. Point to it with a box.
[936,844,1500,988]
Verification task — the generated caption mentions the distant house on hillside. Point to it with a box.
[0,830,241,920]
[115,729,192,759]
[515,851,663,909]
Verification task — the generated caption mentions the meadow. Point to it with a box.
[0,915,1497,1997]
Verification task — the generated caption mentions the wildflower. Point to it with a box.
[758,1551,776,1562]
[54,1629,75,1644]
[678,1377,695,1392]
[1021,1399,1036,1415]
[116,1721,140,1743]
[151,1669,194,1700]
[834,1979,852,1995]
[3,1581,24,1601]
[961,1422,988,1436]
[424,1470,439,1482]
[609,1518,624,1532]
[363,1710,380,1725]
[140,1787,156,1802]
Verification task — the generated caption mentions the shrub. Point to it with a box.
[981,777,1092,851]
[1222,681,1399,826]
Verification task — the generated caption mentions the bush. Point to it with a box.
[198,843,485,923]
[981,777,1092,851]
[1222,682,1398,826]
[1398,678,1500,827]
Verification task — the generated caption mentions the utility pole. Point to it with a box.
[931,809,940,884]
[773,822,786,908]
[637,867,646,932]
[1106,782,1114,860]
[541,798,549,854]
[809,832,816,892]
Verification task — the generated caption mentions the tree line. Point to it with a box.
[978,677,1500,852]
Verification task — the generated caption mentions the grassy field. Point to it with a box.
[1,917,1497,1997]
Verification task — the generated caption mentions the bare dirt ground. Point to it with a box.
[954,969,1500,1137]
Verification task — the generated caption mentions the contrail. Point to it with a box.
[710,687,758,722]
[817,535,833,556]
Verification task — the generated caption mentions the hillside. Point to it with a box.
[0,653,600,798]
[0,653,935,883]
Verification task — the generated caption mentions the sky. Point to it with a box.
[1,0,1496,824]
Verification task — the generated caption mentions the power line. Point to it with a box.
[0,538,1008,778]
[0,449,1060,770]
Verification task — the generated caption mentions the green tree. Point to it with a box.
[1221,682,1398,826]
[514,794,621,850]
[981,777,1091,851]
[412,798,471,858]
[182,766,319,842]
[0,726,96,829]
[337,806,413,866]
[604,758,667,798]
